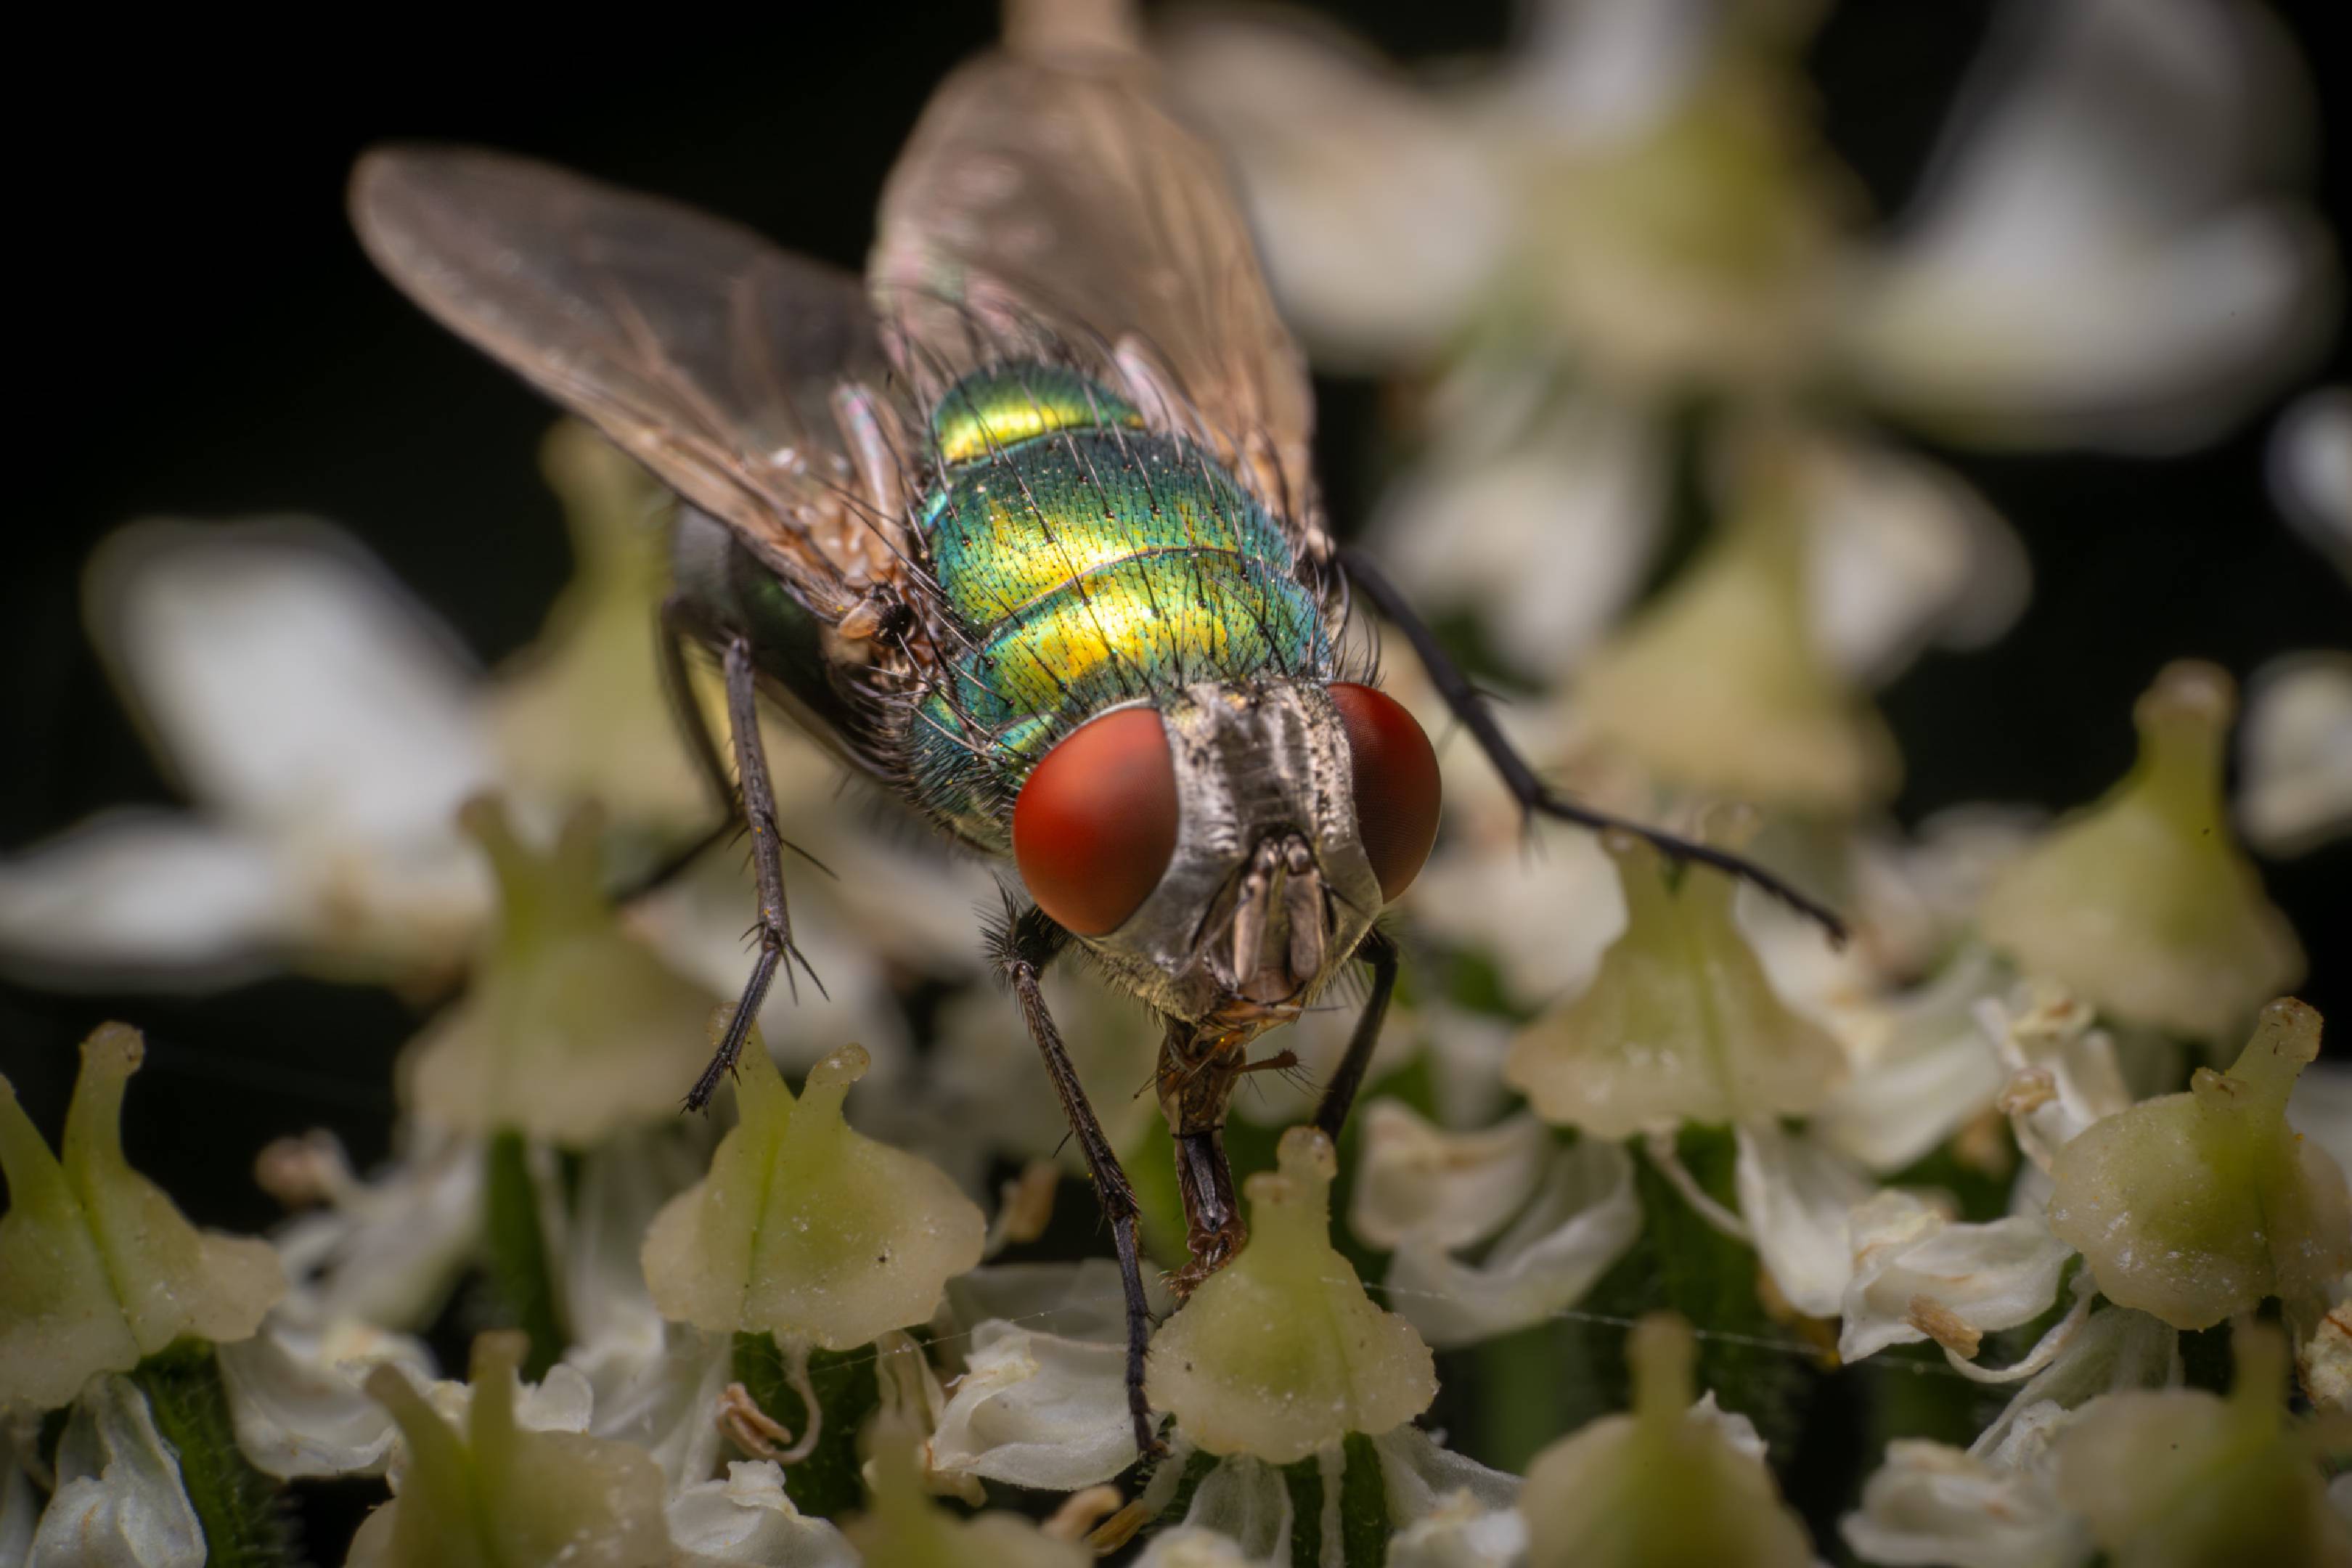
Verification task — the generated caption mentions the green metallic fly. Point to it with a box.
[351,4,1840,1458]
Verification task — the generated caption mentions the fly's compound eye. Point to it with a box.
[1329,682,1442,902]
[1013,706,1180,935]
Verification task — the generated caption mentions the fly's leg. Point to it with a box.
[683,634,817,1113]
[1311,926,1400,1140]
[1157,1019,1252,1297]
[605,597,740,907]
[995,905,1164,1458]
[1337,544,1847,944]
[658,594,737,814]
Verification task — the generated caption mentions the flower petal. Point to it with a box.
[1815,945,2013,1173]
[86,520,492,841]
[216,1318,434,1479]
[2237,651,2352,858]
[2269,385,2351,579]
[0,814,291,987]
[1385,1136,1641,1348]
[1839,1435,2089,1568]
[1734,1122,1875,1320]
[928,1322,1138,1491]
[1349,1102,1555,1254]
[30,1376,205,1568]
[1366,388,1663,680]
[1838,1190,2073,1364]
[666,1460,857,1567]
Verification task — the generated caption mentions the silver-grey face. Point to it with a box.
[1080,680,1382,1034]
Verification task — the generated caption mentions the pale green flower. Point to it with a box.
[1146,1127,1437,1464]
[1505,817,1847,1138]
[1570,430,1903,812]
[0,1024,282,1414]
[400,798,719,1146]
[2053,1323,2352,1568]
[841,1423,1087,1568]
[2046,997,2351,1336]
[1979,661,2304,1042]
[1521,1314,1815,1567]
[346,1331,670,1568]
[640,1034,986,1350]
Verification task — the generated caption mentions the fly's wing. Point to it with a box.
[351,147,923,629]
[871,18,1325,550]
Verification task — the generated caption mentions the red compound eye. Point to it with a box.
[1329,683,1441,902]
[1013,706,1180,935]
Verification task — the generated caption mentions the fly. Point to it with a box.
[349,1,1843,1459]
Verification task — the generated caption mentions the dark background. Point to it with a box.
[1,0,2345,1238]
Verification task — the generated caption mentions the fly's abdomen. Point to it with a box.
[910,366,1328,846]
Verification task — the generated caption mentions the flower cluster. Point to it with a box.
[3,1,2349,1564]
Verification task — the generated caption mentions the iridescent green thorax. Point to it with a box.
[910,366,1330,848]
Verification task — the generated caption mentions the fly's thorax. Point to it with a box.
[1082,679,1381,1027]
[906,363,1331,845]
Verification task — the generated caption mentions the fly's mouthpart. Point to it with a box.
[1211,830,1327,1008]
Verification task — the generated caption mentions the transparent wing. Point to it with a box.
[351,146,922,625]
[871,27,1323,543]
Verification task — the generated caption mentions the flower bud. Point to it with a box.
[1,1024,282,1412]
[642,1032,985,1349]
[1522,1314,1816,1567]
[1506,819,1846,1136]
[1146,1127,1436,1463]
[2047,998,2351,1332]
[1980,661,2304,1040]
[402,797,720,1146]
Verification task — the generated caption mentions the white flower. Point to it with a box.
[1357,1103,1642,1348]
[0,521,494,987]
[1838,1188,2073,1364]
[28,1376,203,1568]
[1840,1302,2178,1568]
[215,1317,435,1479]
[2270,385,2352,579]
[1813,945,2016,1174]
[1148,1428,1519,1568]
[2237,650,2352,857]
[1840,0,2335,452]
[666,1461,857,1568]
[928,1323,1139,1491]
[1731,1119,1877,1320]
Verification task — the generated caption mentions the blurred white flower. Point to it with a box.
[28,1376,204,1568]
[1353,1101,1641,1348]
[2270,385,2352,578]
[1841,1302,2178,1568]
[667,1460,857,1568]
[2237,651,2352,857]
[0,520,495,987]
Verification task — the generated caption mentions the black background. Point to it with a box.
[1,0,2345,1239]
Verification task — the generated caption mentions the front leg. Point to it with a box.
[683,634,821,1113]
[993,905,1164,1458]
[1339,544,1847,943]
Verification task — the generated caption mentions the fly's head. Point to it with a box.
[1012,680,1441,1039]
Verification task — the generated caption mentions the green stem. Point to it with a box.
[1339,1432,1390,1568]
[732,1334,878,1519]
[1281,1454,1324,1568]
[129,1340,297,1568]
[483,1129,565,1379]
